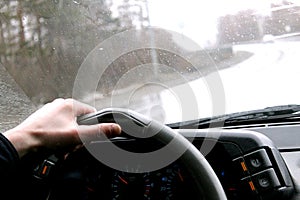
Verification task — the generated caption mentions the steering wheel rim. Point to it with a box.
[152,121,227,200]
[44,108,227,200]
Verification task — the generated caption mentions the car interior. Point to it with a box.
[1,0,300,199]
[25,107,299,200]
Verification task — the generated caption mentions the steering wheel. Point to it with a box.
[36,108,227,200]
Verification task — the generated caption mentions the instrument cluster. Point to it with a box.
[48,144,197,200]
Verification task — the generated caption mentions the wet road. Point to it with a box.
[89,40,300,124]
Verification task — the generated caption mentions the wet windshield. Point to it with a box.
[1,0,300,129]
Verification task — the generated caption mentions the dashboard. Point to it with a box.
[46,138,199,200]
[30,123,300,200]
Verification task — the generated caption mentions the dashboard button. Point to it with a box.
[244,149,272,173]
[233,157,250,177]
[240,177,259,199]
[252,169,281,192]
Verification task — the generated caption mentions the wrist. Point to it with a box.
[3,127,40,158]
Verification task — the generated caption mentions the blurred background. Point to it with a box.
[1,0,300,129]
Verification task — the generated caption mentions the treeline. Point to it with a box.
[217,0,300,45]
[0,0,148,104]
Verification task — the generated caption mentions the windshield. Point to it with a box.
[1,0,300,129]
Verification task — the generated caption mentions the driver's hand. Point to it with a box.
[3,98,122,158]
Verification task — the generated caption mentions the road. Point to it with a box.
[220,41,300,115]
[90,40,300,124]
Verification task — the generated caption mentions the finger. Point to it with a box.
[77,123,122,143]
[65,98,97,116]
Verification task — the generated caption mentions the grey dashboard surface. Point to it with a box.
[249,124,300,192]
[178,124,300,196]
[248,124,300,150]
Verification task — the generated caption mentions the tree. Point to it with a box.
[217,10,262,45]
[0,0,149,105]
[264,1,300,36]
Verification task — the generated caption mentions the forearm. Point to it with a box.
[3,127,38,158]
[0,132,33,198]
[0,132,20,175]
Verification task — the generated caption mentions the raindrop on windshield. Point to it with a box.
[73,0,80,5]
[22,16,27,23]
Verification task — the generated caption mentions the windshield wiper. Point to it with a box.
[168,104,300,129]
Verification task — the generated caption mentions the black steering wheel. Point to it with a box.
[35,108,227,200]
